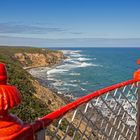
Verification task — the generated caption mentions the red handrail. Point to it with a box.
[11,78,139,140]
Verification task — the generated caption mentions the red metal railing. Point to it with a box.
[0,61,140,140]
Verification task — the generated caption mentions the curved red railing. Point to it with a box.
[11,78,139,140]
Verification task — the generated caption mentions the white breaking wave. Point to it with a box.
[60,49,101,70]
[63,83,78,87]
[57,87,70,91]
[47,68,69,74]
[64,58,73,62]
[70,80,80,83]
[80,87,87,91]
[69,73,80,76]
[77,57,91,61]
[61,50,82,56]
[47,77,56,81]
[70,53,84,58]
[77,62,97,67]
[81,82,89,85]
[56,62,99,71]
[52,82,62,86]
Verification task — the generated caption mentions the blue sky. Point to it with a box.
[0,0,140,47]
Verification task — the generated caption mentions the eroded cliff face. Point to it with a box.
[14,50,65,68]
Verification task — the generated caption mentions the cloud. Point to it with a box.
[0,35,140,47]
[0,22,65,34]
[70,32,83,35]
[0,22,85,36]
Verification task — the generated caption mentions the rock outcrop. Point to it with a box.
[14,50,65,68]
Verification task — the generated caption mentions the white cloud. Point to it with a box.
[0,36,140,47]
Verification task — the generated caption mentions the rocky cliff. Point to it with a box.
[14,49,65,68]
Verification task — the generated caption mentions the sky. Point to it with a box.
[0,0,140,47]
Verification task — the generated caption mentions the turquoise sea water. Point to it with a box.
[31,48,140,98]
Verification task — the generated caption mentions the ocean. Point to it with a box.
[29,47,140,98]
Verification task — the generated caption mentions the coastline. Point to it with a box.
[15,48,75,104]
[27,62,76,104]
[14,47,75,103]
[26,48,94,102]
[13,47,75,105]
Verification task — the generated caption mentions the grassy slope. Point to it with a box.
[0,46,59,122]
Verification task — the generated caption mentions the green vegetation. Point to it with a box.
[0,46,54,122]
[54,119,81,139]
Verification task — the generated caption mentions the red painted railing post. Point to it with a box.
[134,59,140,140]
[0,63,24,140]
